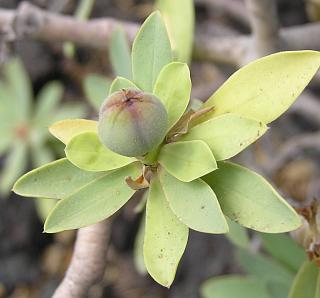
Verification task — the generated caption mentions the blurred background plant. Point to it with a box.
[0,58,86,218]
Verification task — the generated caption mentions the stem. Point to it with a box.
[53,220,110,298]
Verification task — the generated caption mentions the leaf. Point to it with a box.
[3,58,32,121]
[288,261,320,298]
[35,198,57,222]
[134,214,147,274]
[144,175,188,287]
[178,114,268,161]
[225,218,250,249]
[84,74,111,110]
[30,144,54,167]
[110,26,132,79]
[49,119,97,144]
[34,81,64,124]
[65,132,135,171]
[44,162,141,232]
[0,81,20,128]
[159,170,228,233]
[201,276,270,298]
[109,76,139,94]
[156,0,194,63]
[237,249,293,287]
[0,133,12,156]
[0,141,28,196]
[153,62,191,130]
[203,162,301,233]
[260,233,306,272]
[132,11,172,92]
[13,158,104,199]
[52,103,87,123]
[158,140,217,182]
[203,51,320,124]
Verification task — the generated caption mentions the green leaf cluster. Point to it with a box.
[0,58,86,197]
[201,232,311,298]
[13,10,320,287]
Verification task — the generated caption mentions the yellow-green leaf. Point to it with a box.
[156,0,194,63]
[13,158,104,199]
[132,11,172,92]
[144,175,188,287]
[159,170,228,234]
[203,162,301,233]
[44,162,141,233]
[158,140,217,182]
[153,62,191,131]
[203,51,320,124]
[49,119,97,144]
[65,132,135,172]
[179,114,268,160]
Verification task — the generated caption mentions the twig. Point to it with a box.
[0,2,320,67]
[195,0,249,27]
[53,220,110,298]
[245,0,279,57]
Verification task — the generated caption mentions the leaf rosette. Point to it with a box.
[13,11,320,287]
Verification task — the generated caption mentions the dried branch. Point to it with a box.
[0,2,320,68]
[53,220,110,298]
[195,0,249,27]
[245,0,279,57]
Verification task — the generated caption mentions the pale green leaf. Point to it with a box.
[44,162,141,232]
[159,170,228,233]
[225,218,249,249]
[201,276,270,298]
[156,0,194,63]
[260,233,306,272]
[49,119,97,144]
[3,58,32,121]
[34,81,64,125]
[237,249,293,287]
[0,133,12,156]
[153,62,191,130]
[13,158,104,199]
[30,144,54,167]
[203,51,320,124]
[52,103,87,123]
[65,132,135,171]
[0,81,19,128]
[288,261,320,298]
[134,214,147,274]
[132,11,172,92]
[144,175,188,287]
[159,140,217,182]
[110,26,132,79]
[109,76,139,94]
[35,198,57,222]
[179,114,268,160]
[84,74,111,110]
[203,162,301,233]
[0,141,27,196]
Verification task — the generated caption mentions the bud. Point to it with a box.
[98,89,168,157]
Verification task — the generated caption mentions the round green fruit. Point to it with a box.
[98,89,168,157]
